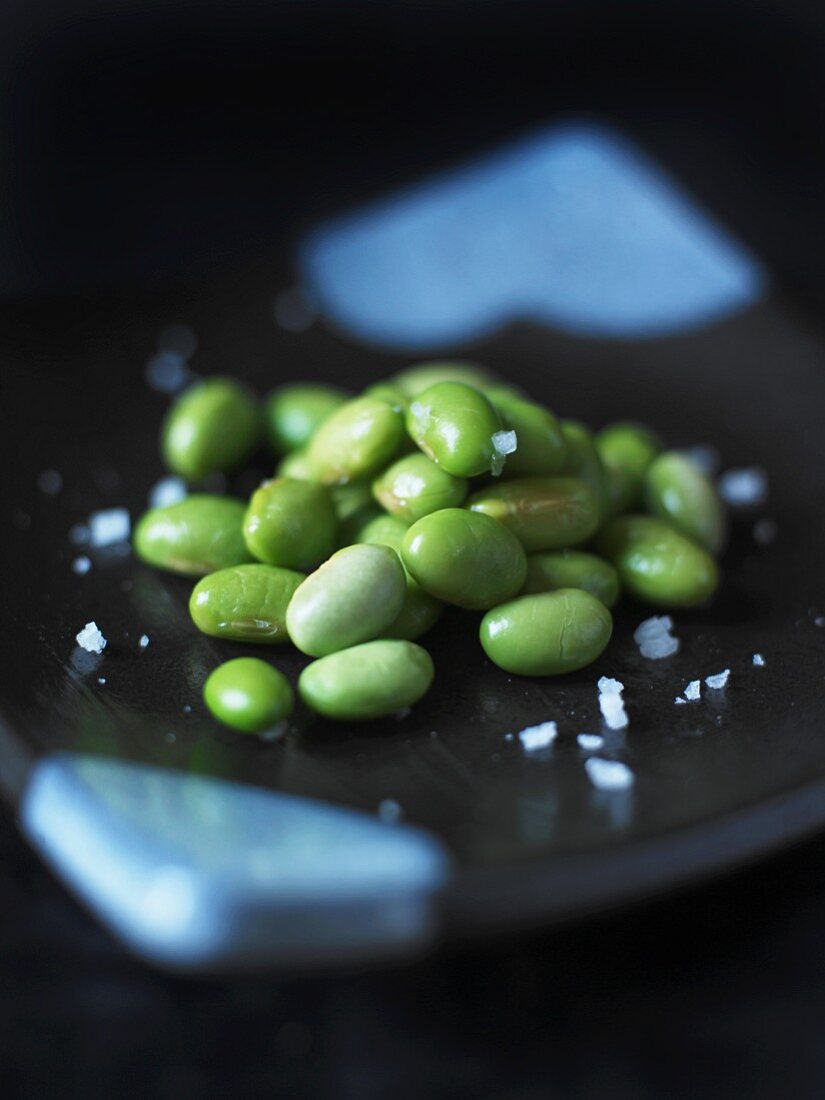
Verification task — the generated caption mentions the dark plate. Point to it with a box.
[3,271,825,960]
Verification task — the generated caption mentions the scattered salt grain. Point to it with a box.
[753,653,766,667]
[585,757,635,791]
[674,696,687,705]
[705,669,730,689]
[517,721,558,752]
[145,349,192,394]
[97,676,106,685]
[490,430,518,476]
[684,679,702,701]
[634,615,680,659]
[378,798,403,824]
[149,476,187,509]
[598,677,628,730]
[89,508,130,547]
[139,634,150,649]
[682,444,721,477]
[182,704,192,713]
[717,467,768,507]
[76,622,107,655]
[37,469,63,495]
[577,734,605,752]
[753,518,777,545]
[72,556,92,575]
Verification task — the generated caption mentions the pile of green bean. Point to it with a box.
[133,362,725,732]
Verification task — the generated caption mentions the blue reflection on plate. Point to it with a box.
[300,122,764,348]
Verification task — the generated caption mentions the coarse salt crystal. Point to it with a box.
[598,677,628,730]
[139,634,150,649]
[490,430,518,476]
[89,508,130,547]
[717,467,768,507]
[634,615,680,659]
[149,476,187,509]
[72,556,92,575]
[705,669,730,689]
[684,679,702,701]
[577,733,605,752]
[753,653,766,667]
[518,721,558,752]
[378,798,403,824]
[674,696,687,705]
[682,444,721,477]
[76,622,107,655]
[585,757,635,791]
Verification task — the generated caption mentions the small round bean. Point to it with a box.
[204,657,293,733]
[356,512,443,640]
[275,448,314,480]
[190,563,304,643]
[644,451,727,554]
[265,383,348,454]
[373,452,468,523]
[480,589,613,675]
[133,495,252,576]
[392,360,493,397]
[299,640,434,720]
[362,382,408,412]
[597,515,719,607]
[493,398,568,476]
[286,543,406,656]
[162,378,260,481]
[406,381,503,478]
[523,550,620,608]
[466,477,599,551]
[401,508,526,610]
[306,396,405,485]
[596,422,663,514]
[560,420,609,519]
[243,477,338,571]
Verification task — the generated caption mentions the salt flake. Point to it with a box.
[89,508,130,547]
[753,653,766,667]
[76,622,107,655]
[684,679,702,701]
[577,734,605,752]
[718,467,768,507]
[598,677,628,730]
[149,476,187,509]
[705,669,730,689]
[585,757,635,791]
[634,615,680,659]
[518,721,558,752]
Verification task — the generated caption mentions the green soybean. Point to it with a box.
[243,477,337,571]
[275,448,314,480]
[330,481,375,524]
[466,477,599,552]
[265,383,348,454]
[560,420,609,519]
[286,543,406,656]
[401,508,526,610]
[190,563,304,643]
[493,398,567,476]
[480,589,613,676]
[355,511,443,641]
[298,640,434,721]
[523,550,620,608]
[406,381,504,478]
[204,658,293,733]
[306,396,404,485]
[133,495,252,576]
[596,422,663,514]
[373,453,468,522]
[392,360,493,398]
[644,452,727,554]
[161,378,261,481]
[597,515,719,607]
[482,383,528,405]
[362,382,408,412]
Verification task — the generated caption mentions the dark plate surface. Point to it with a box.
[3,270,825,937]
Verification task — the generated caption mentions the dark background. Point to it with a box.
[5,1,825,1096]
